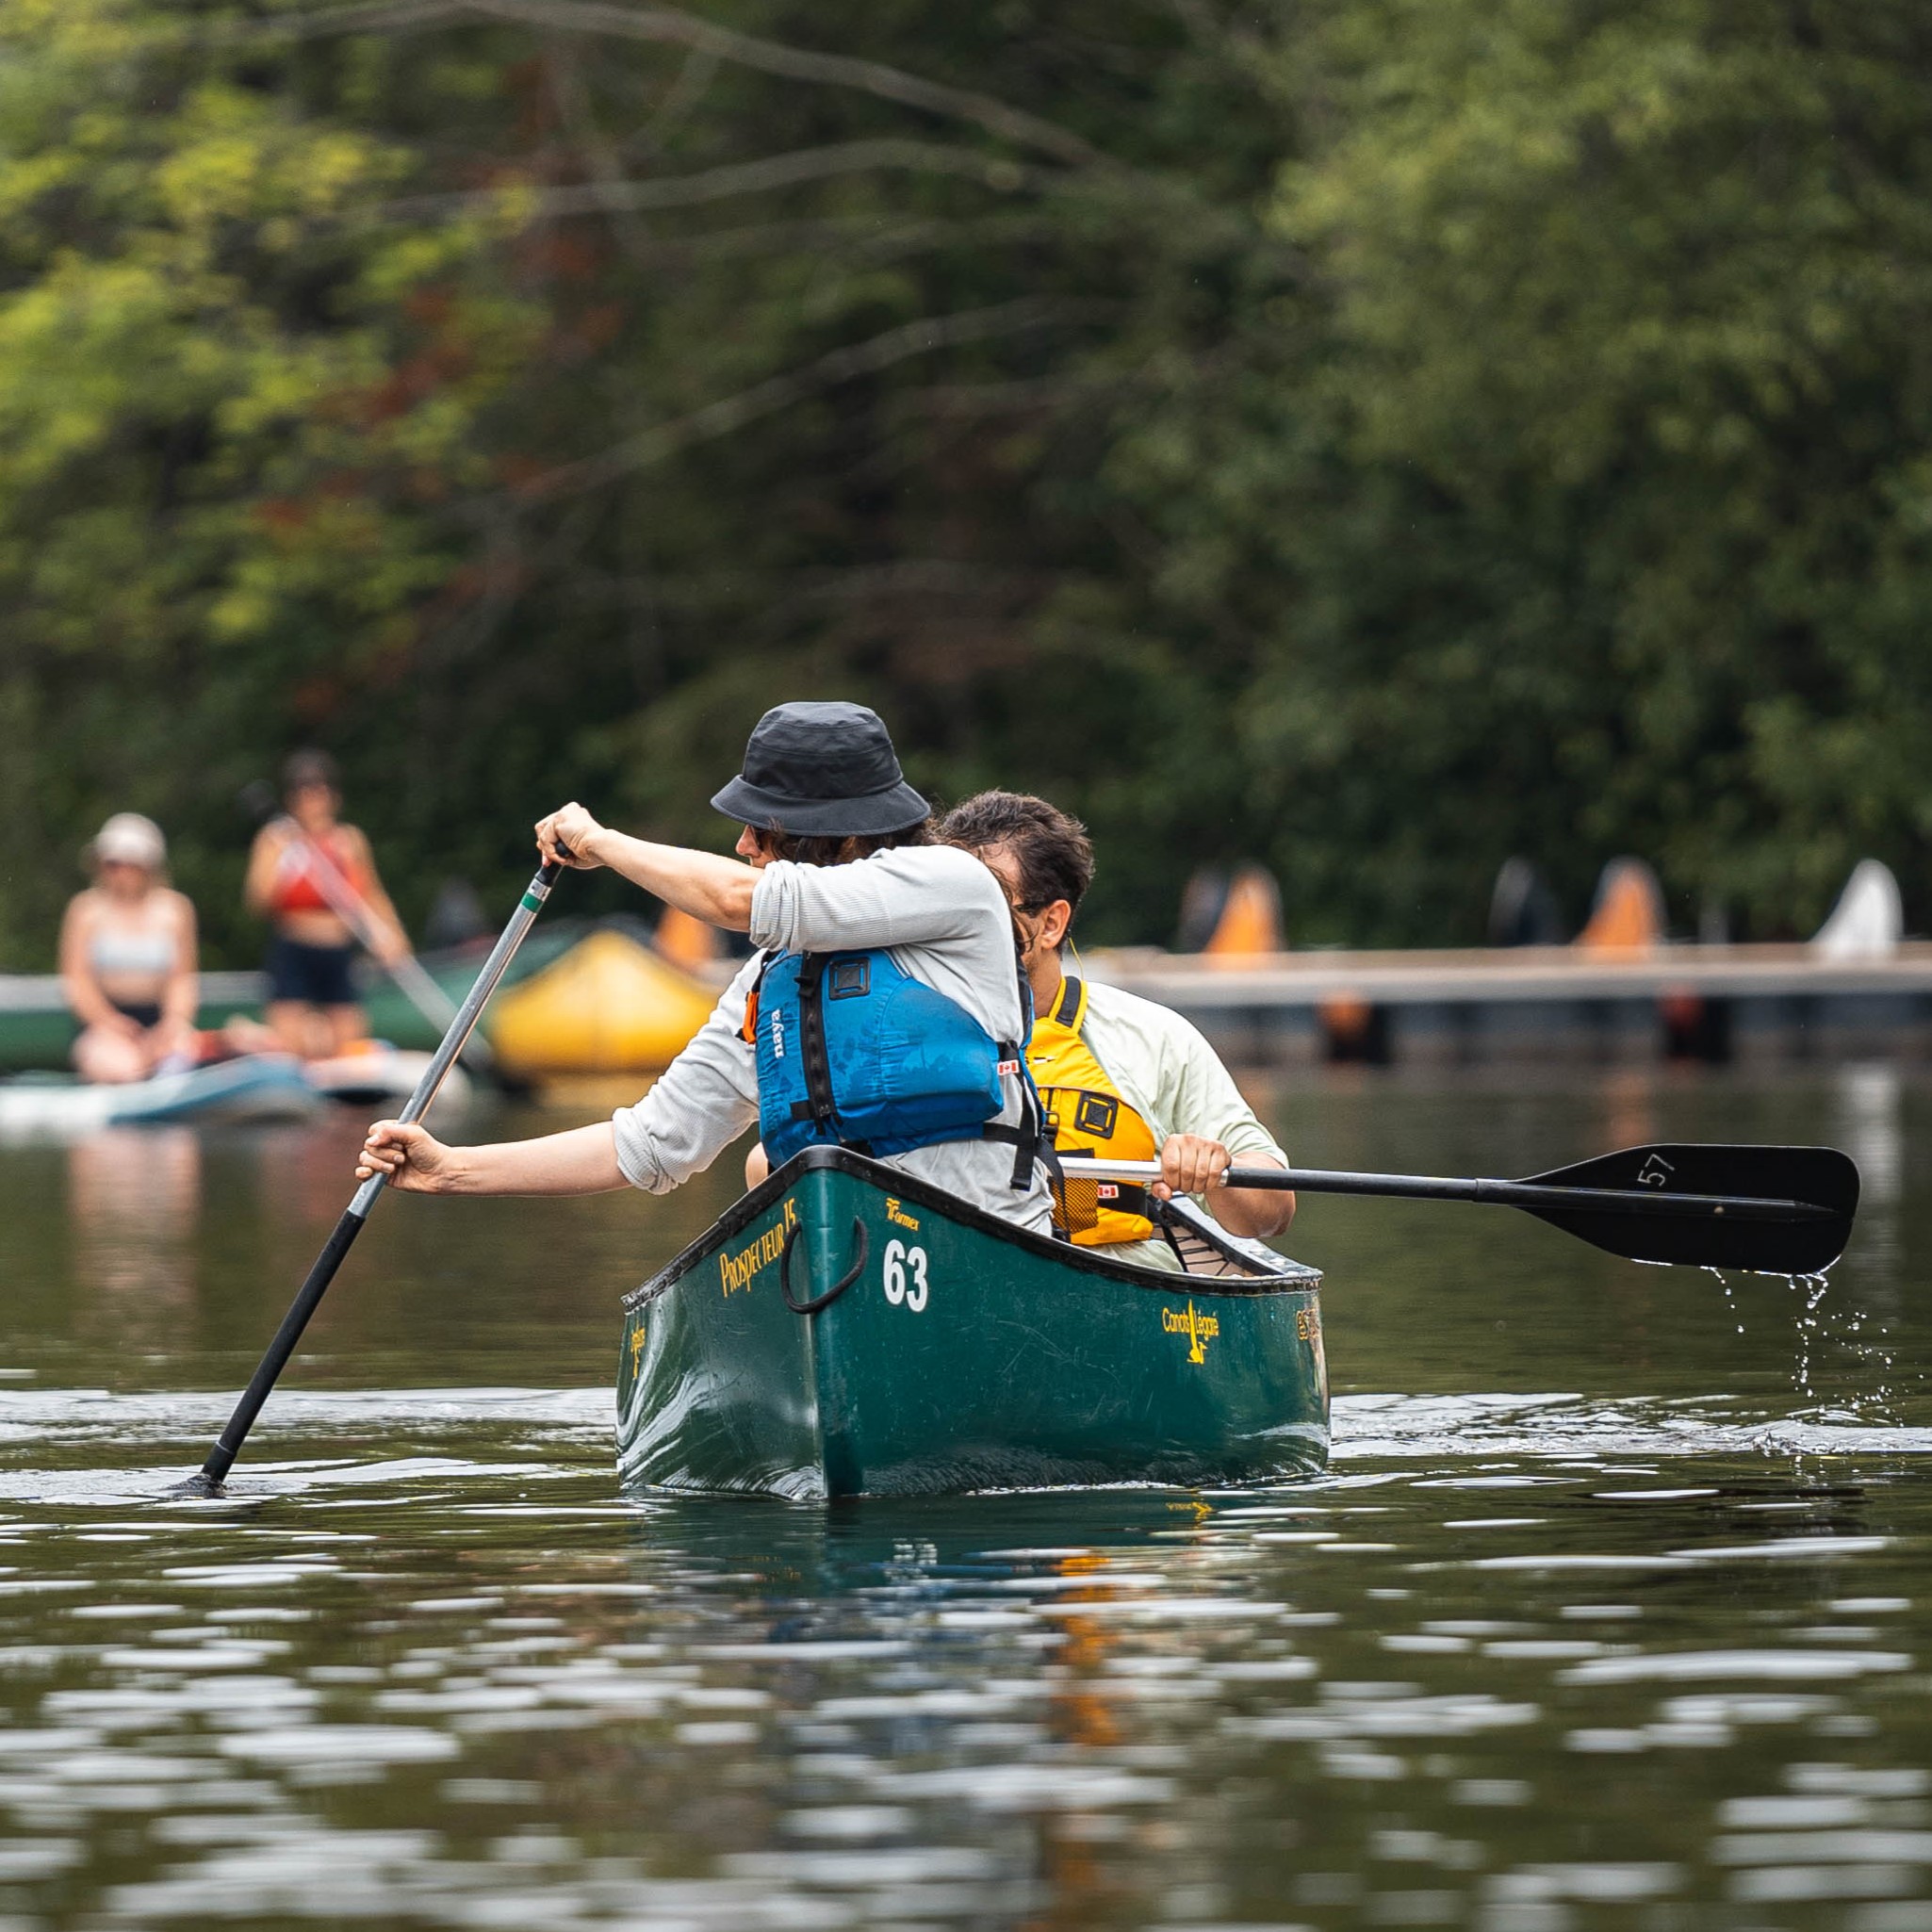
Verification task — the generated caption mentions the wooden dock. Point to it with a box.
[1088,943,1932,1066]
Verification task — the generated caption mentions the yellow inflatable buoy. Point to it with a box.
[488,929,719,1077]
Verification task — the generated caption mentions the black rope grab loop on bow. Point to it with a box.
[778,1216,871,1315]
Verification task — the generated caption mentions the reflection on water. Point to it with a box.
[0,1070,1927,1929]
[68,1128,201,1313]
[1838,1066,1907,1382]
[1594,1067,1659,1161]
[1,1411,1930,1929]
[1837,1065,1904,1207]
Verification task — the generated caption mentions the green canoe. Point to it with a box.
[616,1146,1328,1498]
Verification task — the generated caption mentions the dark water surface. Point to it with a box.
[0,1067,1928,1930]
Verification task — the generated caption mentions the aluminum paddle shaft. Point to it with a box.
[195,854,567,1490]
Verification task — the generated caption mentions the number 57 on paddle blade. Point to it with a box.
[1515,1143,1858,1276]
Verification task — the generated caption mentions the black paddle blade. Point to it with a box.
[1522,1143,1859,1275]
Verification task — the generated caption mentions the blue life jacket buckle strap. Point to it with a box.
[794,952,840,1130]
[989,1046,1044,1192]
[996,953,1058,1192]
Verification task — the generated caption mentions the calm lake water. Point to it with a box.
[0,1065,1927,1930]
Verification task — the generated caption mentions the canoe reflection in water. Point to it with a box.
[69,1125,201,1316]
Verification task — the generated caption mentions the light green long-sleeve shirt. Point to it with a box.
[1071,975,1287,1271]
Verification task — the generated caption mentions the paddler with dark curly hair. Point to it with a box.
[356,702,1053,1230]
[941,788,1294,1269]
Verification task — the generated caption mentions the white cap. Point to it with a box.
[90,811,167,873]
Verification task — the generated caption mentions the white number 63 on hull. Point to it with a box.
[882,1238,929,1312]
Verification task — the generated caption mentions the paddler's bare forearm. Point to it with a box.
[535,803,757,931]
[358,1120,628,1195]
[242,830,281,914]
[1213,1157,1295,1237]
[584,828,756,930]
[449,1123,626,1194]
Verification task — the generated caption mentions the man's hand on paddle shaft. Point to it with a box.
[536,803,607,869]
[358,1120,458,1191]
[1155,1137,1297,1237]
[1153,1134,1232,1202]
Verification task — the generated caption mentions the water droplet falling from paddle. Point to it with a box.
[1793,1272,1830,1398]
[1704,1266,1744,1335]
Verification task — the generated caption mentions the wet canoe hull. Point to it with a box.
[616,1147,1327,1498]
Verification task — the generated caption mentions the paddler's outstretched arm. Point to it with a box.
[535,803,759,931]
[356,1120,627,1194]
[357,956,762,1199]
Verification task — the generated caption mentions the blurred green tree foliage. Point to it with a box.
[2,0,1928,963]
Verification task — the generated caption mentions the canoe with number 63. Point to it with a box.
[615,1144,1326,1498]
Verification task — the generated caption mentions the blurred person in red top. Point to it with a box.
[244,749,411,1058]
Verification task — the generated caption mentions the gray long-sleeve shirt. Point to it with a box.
[611,844,1053,1232]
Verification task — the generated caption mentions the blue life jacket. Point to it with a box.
[748,947,1039,1178]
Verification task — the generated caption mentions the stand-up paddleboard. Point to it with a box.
[0,1056,320,1137]
[303,1048,471,1111]
[0,1045,470,1137]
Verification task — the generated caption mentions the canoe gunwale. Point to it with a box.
[622,1144,1321,1316]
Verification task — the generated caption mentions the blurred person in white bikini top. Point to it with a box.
[58,813,199,1084]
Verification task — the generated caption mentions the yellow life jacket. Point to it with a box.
[1027,975,1161,1247]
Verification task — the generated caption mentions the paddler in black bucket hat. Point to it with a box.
[357,702,1053,1229]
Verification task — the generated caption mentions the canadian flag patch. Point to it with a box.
[1096,1184,1119,1200]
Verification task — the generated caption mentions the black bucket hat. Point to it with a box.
[711,701,930,838]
